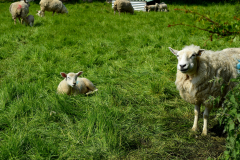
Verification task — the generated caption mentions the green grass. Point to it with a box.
[0,1,239,159]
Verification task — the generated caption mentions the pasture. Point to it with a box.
[0,1,239,159]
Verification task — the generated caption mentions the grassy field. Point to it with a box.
[0,1,240,159]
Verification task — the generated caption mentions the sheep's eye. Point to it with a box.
[190,54,196,58]
[67,77,70,79]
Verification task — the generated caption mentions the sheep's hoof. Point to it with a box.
[201,130,207,136]
[191,127,198,132]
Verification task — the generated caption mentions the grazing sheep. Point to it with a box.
[37,0,68,17]
[169,45,240,135]
[158,2,168,12]
[25,15,34,26]
[114,0,134,15]
[145,3,158,12]
[57,71,98,95]
[9,0,30,25]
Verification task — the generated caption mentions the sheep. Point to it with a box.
[37,0,68,17]
[169,45,240,135]
[25,15,34,26]
[158,2,168,12]
[9,0,30,25]
[114,0,134,15]
[144,3,158,12]
[57,71,98,95]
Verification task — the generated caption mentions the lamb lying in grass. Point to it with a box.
[57,71,98,95]
[169,45,240,135]
[9,0,30,25]
[37,0,68,17]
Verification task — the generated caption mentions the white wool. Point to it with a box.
[169,44,240,135]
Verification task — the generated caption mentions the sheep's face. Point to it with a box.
[169,47,204,74]
[36,10,44,17]
[60,71,83,87]
[61,5,68,14]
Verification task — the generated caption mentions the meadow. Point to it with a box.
[0,1,240,159]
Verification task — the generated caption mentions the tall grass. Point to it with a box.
[0,2,239,159]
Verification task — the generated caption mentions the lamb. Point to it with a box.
[37,0,68,17]
[158,2,168,12]
[169,45,240,135]
[144,3,158,12]
[9,0,30,25]
[114,0,134,15]
[25,15,34,26]
[57,71,98,95]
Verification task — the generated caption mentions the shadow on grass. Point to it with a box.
[34,22,43,27]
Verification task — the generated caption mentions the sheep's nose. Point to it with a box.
[73,83,76,86]
[180,64,186,69]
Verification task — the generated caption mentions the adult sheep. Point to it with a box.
[169,45,240,135]
[114,0,134,15]
[9,0,30,25]
[158,2,168,12]
[37,0,68,17]
[57,71,98,95]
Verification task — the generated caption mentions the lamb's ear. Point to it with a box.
[76,71,83,77]
[168,47,178,56]
[60,72,67,78]
[197,49,205,56]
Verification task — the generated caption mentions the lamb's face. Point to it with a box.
[169,47,204,74]
[60,71,83,87]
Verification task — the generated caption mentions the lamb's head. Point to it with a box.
[169,45,205,74]
[60,71,83,87]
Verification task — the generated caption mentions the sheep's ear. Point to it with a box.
[197,49,205,56]
[76,71,83,77]
[60,72,67,78]
[168,47,178,56]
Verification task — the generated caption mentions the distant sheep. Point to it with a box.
[169,45,240,135]
[37,0,68,17]
[158,2,168,12]
[9,0,30,25]
[25,15,34,26]
[144,3,158,12]
[57,71,98,95]
[114,0,134,15]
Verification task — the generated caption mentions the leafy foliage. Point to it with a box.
[168,6,240,43]
[218,78,240,159]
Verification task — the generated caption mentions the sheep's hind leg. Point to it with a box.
[192,105,200,132]
[202,107,211,135]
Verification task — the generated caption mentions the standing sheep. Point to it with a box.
[114,0,134,15]
[145,3,158,12]
[169,45,240,135]
[158,2,168,12]
[37,0,68,17]
[57,71,98,95]
[9,0,30,25]
[25,15,34,26]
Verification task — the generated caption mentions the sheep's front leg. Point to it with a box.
[192,105,200,132]
[52,11,55,16]
[202,107,211,135]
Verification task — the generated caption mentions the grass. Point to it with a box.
[0,1,239,159]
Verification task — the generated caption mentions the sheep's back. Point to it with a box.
[9,1,29,18]
[117,0,133,12]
